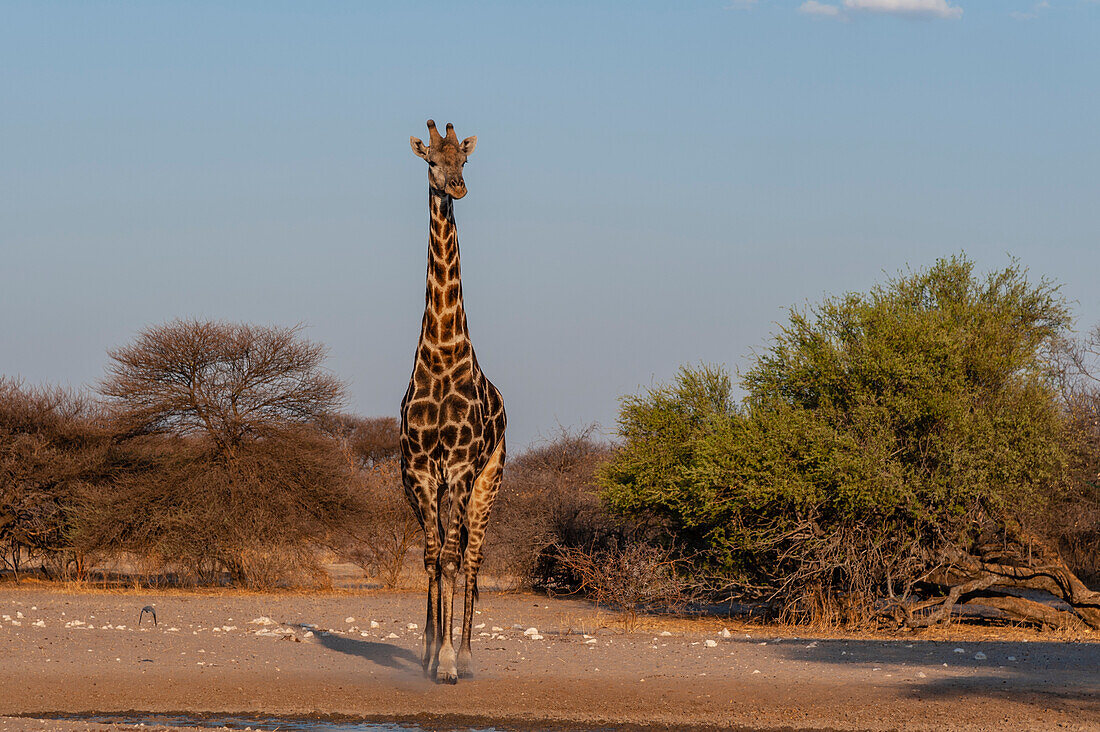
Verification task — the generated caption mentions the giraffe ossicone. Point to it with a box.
[400,119,507,684]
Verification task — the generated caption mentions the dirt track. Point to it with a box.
[1,586,1098,731]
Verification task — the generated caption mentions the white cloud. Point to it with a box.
[1010,1,1049,20]
[843,0,963,19]
[800,1,842,15]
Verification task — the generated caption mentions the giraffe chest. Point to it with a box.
[403,369,489,453]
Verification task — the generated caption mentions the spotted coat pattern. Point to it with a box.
[400,121,506,684]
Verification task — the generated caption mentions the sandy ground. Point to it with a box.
[1,585,1098,731]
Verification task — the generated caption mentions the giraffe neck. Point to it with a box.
[419,190,470,353]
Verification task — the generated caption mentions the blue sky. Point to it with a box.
[2,1,1098,447]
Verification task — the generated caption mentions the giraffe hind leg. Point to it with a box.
[457,439,505,679]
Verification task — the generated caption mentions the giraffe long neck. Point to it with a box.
[419,191,470,354]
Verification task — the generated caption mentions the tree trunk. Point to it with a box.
[902,532,1100,630]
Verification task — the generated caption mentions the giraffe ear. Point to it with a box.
[410,136,429,160]
[460,136,477,156]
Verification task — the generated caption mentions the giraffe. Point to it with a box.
[400,119,507,684]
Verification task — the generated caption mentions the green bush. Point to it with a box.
[600,256,1075,621]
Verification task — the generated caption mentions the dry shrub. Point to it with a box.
[72,427,359,588]
[554,541,696,629]
[330,457,420,588]
[483,426,615,589]
[0,378,111,581]
[1052,325,1100,586]
[325,414,400,466]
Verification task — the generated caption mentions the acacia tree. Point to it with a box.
[102,320,344,453]
[93,320,357,586]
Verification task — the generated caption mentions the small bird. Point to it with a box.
[138,605,157,626]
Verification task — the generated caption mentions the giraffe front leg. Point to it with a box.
[407,472,443,678]
[436,552,460,684]
[458,440,505,679]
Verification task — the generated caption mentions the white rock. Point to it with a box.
[249,617,277,626]
[16,612,23,618]
[530,634,544,640]
[805,641,818,648]
[407,623,418,630]
[953,648,966,654]
[386,632,399,639]
[974,652,987,660]
[360,631,370,637]
[1007,656,1017,661]
[918,671,927,678]
[345,617,355,623]
[303,631,314,638]
[511,623,525,630]
[370,621,381,629]
[584,638,597,645]
[523,627,539,637]
[11,620,20,626]
[583,634,594,639]
[720,628,731,638]
[704,639,718,648]
[33,620,45,627]
[752,669,760,674]
[659,630,673,637]
[479,632,491,637]
[223,626,236,631]
[491,626,503,632]
[474,623,485,629]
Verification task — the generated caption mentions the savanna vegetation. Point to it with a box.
[598,256,1100,629]
[1,256,1098,631]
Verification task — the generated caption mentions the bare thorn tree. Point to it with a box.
[101,320,345,453]
[94,320,354,587]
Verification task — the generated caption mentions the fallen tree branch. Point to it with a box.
[960,591,1089,632]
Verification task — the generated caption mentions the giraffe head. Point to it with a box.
[410,120,477,200]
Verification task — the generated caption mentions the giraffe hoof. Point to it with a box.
[437,670,459,685]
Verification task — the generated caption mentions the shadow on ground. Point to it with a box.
[767,636,1100,712]
[314,632,422,673]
